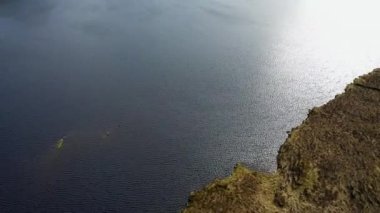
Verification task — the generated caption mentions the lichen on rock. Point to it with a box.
[183,68,380,212]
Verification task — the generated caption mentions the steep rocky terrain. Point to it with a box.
[183,69,380,212]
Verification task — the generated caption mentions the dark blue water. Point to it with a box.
[1,0,380,212]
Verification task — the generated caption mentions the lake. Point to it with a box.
[1,0,380,212]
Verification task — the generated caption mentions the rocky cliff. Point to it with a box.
[183,69,380,212]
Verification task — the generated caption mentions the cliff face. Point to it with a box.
[183,69,380,212]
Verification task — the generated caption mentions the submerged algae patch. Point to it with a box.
[56,138,64,149]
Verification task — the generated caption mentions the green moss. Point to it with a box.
[302,167,319,191]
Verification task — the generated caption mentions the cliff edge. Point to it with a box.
[183,68,380,212]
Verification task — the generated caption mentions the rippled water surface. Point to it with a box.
[1,0,380,212]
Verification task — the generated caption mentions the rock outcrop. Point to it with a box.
[183,69,380,212]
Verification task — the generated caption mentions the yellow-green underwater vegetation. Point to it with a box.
[183,69,380,212]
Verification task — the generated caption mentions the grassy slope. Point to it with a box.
[183,69,380,212]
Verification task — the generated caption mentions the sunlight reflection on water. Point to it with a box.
[0,0,380,212]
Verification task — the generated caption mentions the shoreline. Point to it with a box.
[183,68,380,212]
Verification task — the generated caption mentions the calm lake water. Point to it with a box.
[1,0,380,212]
